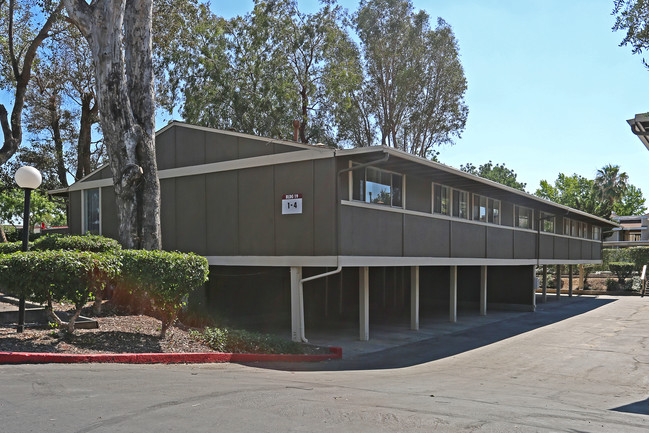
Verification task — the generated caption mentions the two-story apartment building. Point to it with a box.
[54,122,616,342]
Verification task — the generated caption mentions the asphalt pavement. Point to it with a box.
[1,294,648,432]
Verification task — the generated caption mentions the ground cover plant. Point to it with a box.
[190,327,312,355]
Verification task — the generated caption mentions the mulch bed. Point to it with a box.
[0,301,215,354]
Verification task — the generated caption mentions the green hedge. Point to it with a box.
[602,247,649,272]
[119,250,209,337]
[608,262,635,284]
[0,247,208,337]
[0,250,120,332]
[0,242,21,254]
[32,234,122,252]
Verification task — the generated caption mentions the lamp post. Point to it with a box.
[14,166,42,333]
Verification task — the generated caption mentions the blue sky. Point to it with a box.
[211,0,649,204]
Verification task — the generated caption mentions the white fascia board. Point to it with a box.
[66,149,334,192]
[205,255,602,267]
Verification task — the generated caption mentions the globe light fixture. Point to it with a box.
[14,166,42,333]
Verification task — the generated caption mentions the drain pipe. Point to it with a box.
[295,150,390,342]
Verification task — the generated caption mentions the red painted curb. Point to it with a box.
[0,347,342,364]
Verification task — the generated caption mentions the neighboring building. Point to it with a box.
[627,112,649,151]
[51,122,617,342]
[603,214,649,248]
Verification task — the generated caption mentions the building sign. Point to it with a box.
[282,193,303,215]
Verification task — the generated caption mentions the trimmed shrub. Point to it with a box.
[602,249,630,266]
[0,242,21,254]
[119,250,209,337]
[609,262,635,285]
[32,234,122,253]
[606,278,619,291]
[0,250,120,332]
[627,247,649,272]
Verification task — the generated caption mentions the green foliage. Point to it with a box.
[0,242,21,254]
[606,278,620,291]
[119,250,209,337]
[0,247,207,336]
[0,185,66,227]
[613,184,647,215]
[460,161,526,191]
[32,234,122,253]
[603,247,649,271]
[0,250,120,332]
[192,327,306,354]
[535,165,642,220]
[609,262,635,284]
[355,0,468,156]
[613,0,649,70]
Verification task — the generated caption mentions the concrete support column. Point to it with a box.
[449,266,457,323]
[359,266,369,341]
[555,265,562,298]
[542,265,548,303]
[410,266,419,330]
[568,265,574,297]
[479,266,487,316]
[532,266,537,311]
[290,267,304,342]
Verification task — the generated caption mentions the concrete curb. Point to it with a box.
[0,347,343,364]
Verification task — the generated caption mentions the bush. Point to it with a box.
[0,242,21,254]
[0,250,120,332]
[602,249,630,266]
[119,250,209,337]
[5,229,40,243]
[609,262,635,284]
[192,327,305,354]
[32,234,122,252]
[627,247,649,272]
[606,278,619,291]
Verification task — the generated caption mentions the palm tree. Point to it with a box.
[595,164,629,215]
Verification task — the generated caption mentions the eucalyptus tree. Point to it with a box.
[613,0,649,69]
[22,25,101,189]
[355,0,468,157]
[461,161,527,191]
[64,0,160,250]
[0,0,64,166]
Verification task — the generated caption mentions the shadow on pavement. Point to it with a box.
[611,397,649,415]
[247,296,616,372]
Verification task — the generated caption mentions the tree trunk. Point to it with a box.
[49,95,69,188]
[64,0,161,250]
[0,225,7,243]
[75,92,96,180]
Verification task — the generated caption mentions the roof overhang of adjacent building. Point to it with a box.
[627,113,649,151]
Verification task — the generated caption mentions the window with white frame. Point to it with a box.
[563,217,571,236]
[433,184,451,216]
[515,205,533,229]
[473,194,488,222]
[592,226,601,240]
[580,222,588,239]
[83,188,100,235]
[472,194,501,224]
[540,211,555,233]
[452,189,469,219]
[571,219,578,237]
[352,166,403,207]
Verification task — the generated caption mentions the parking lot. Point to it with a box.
[1,295,648,432]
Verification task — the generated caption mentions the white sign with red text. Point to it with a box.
[282,193,303,215]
